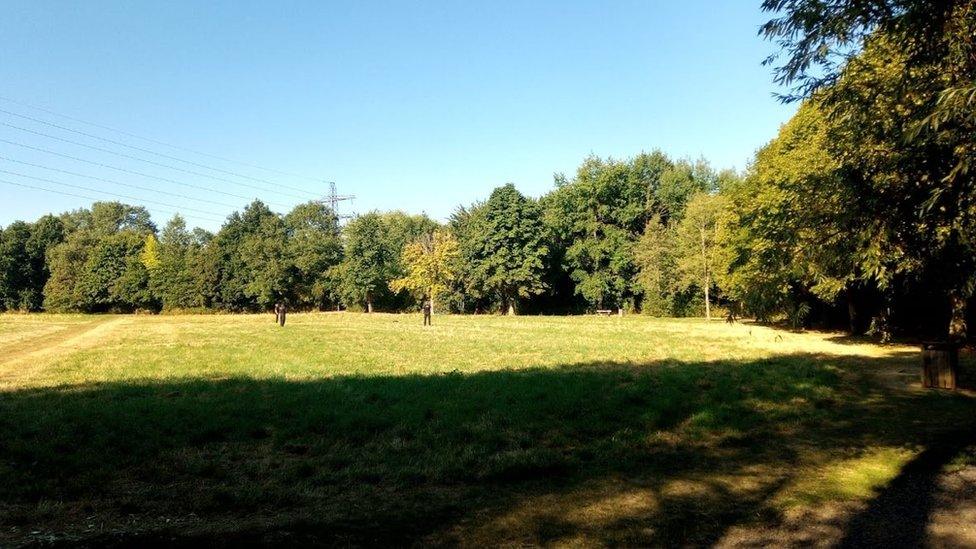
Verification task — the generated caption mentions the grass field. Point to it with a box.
[1,313,975,546]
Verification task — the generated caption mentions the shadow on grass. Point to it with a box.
[838,426,976,548]
[1,352,974,546]
[816,324,936,345]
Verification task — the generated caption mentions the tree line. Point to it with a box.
[1,0,973,340]
[0,152,734,317]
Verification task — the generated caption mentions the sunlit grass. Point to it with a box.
[0,313,90,354]
[775,447,916,507]
[1,312,913,389]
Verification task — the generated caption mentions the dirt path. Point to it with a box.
[837,432,976,548]
[0,316,130,384]
[716,434,976,547]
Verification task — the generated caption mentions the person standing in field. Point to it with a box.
[274,302,287,327]
[422,297,432,326]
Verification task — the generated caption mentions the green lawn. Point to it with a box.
[1,313,974,546]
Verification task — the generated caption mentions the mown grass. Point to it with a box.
[0,314,90,356]
[0,313,974,546]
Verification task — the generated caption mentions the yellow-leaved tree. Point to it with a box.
[139,234,160,272]
[390,229,459,314]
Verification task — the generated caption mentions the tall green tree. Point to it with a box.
[673,192,728,320]
[339,212,395,312]
[285,202,343,310]
[17,215,66,311]
[206,201,280,311]
[44,232,94,312]
[76,231,155,312]
[633,215,678,316]
[446,204,486,312]
[0,222,32,310]
[149,216,201,310]
[240,215,292,309]
[544,157,646,311]
[723,102,862,325]
[467,184,548,315]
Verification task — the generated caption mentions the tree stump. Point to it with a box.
[922,342,958,390]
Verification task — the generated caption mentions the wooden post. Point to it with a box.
[922,342,958,390]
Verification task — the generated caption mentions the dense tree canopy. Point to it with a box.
[633,215,677,316]
[0,222,36,310]
[285,202,343,310]
[761,0,976,339]
[544,157,644,310]
[41,203,155,313]
[337,211,437,312]
[461,184,549,315]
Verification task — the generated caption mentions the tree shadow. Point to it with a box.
[838,427,976,548]
[823,333,918,346]
[0,352,974,546]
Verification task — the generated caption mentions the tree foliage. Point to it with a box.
[41,202,154,312]
[762,0,976,338]
[339,212,394,312]
[673,192,728,320]
[544,156,649,310]
[464,184,548,314]
[390,229,460,312]
[634,215,677,316]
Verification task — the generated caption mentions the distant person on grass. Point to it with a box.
[274,302,287,327]
[422,297,432,326]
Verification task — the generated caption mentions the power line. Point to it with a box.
[0,107,320,196]
[0,120,313,200]
[0,178,224,224]
[0,156,239,209]
[0,168,225,218]
[0,138,291,208]
[0,94,327,183]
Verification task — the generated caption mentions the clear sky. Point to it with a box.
[0,1,795,231]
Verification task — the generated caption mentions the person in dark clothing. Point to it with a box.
[422,298,432,326]
[274,302,287,327]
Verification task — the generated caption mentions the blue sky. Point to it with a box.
[0,1,795,231]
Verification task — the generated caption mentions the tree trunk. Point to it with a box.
[704,275,711,321]
[949,291,968,342]
[506,294,516,316]
[700,227,710,321]
[366,298,373,314]
[847,287,858,335]
[429,289,435,316]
